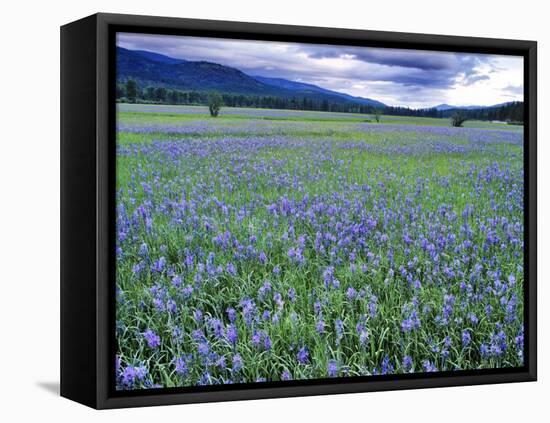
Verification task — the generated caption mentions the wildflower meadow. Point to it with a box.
[115,105,524,390]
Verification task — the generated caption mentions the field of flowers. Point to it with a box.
[115,105,524,390]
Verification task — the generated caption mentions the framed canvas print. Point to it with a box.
[60,13,537,409]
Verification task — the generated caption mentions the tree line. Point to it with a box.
[438,102,524,123]
[118,81,381,114]
[118,80,523,123]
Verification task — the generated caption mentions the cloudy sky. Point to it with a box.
[117,33,523,109]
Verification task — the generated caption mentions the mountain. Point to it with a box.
[434,104,456,111]
[252,76,385,108]
[433,102,515,111]
[485,101,516,109]
[130,50,187,64]
[117,47,275,95]
[117,47,386,107]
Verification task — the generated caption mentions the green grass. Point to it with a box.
[114,106,524,389]
[117,108,522,130]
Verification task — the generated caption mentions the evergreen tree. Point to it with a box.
[126,80,138,103]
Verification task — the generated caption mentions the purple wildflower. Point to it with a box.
[143,329,160,348]
[227,324,238,346]
[232,354,243,372]
[328,360,338,377]
[462,329,471,347]
[297,346,309,364]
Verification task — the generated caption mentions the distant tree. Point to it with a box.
[373,108,382,123]
[168,90,179,104]
[188,91,199,104]
[155,87,167,103]
[116,84,126,99]
[208,92,223,117]
[145,86,155,101]
[126,79,138,103]
[450,111,468,127]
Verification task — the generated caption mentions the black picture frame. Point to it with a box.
[61,12,537,409]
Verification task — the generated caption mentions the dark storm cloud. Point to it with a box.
[117,33,523,108]
[302,46,496,88]
[306,46,460,71]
